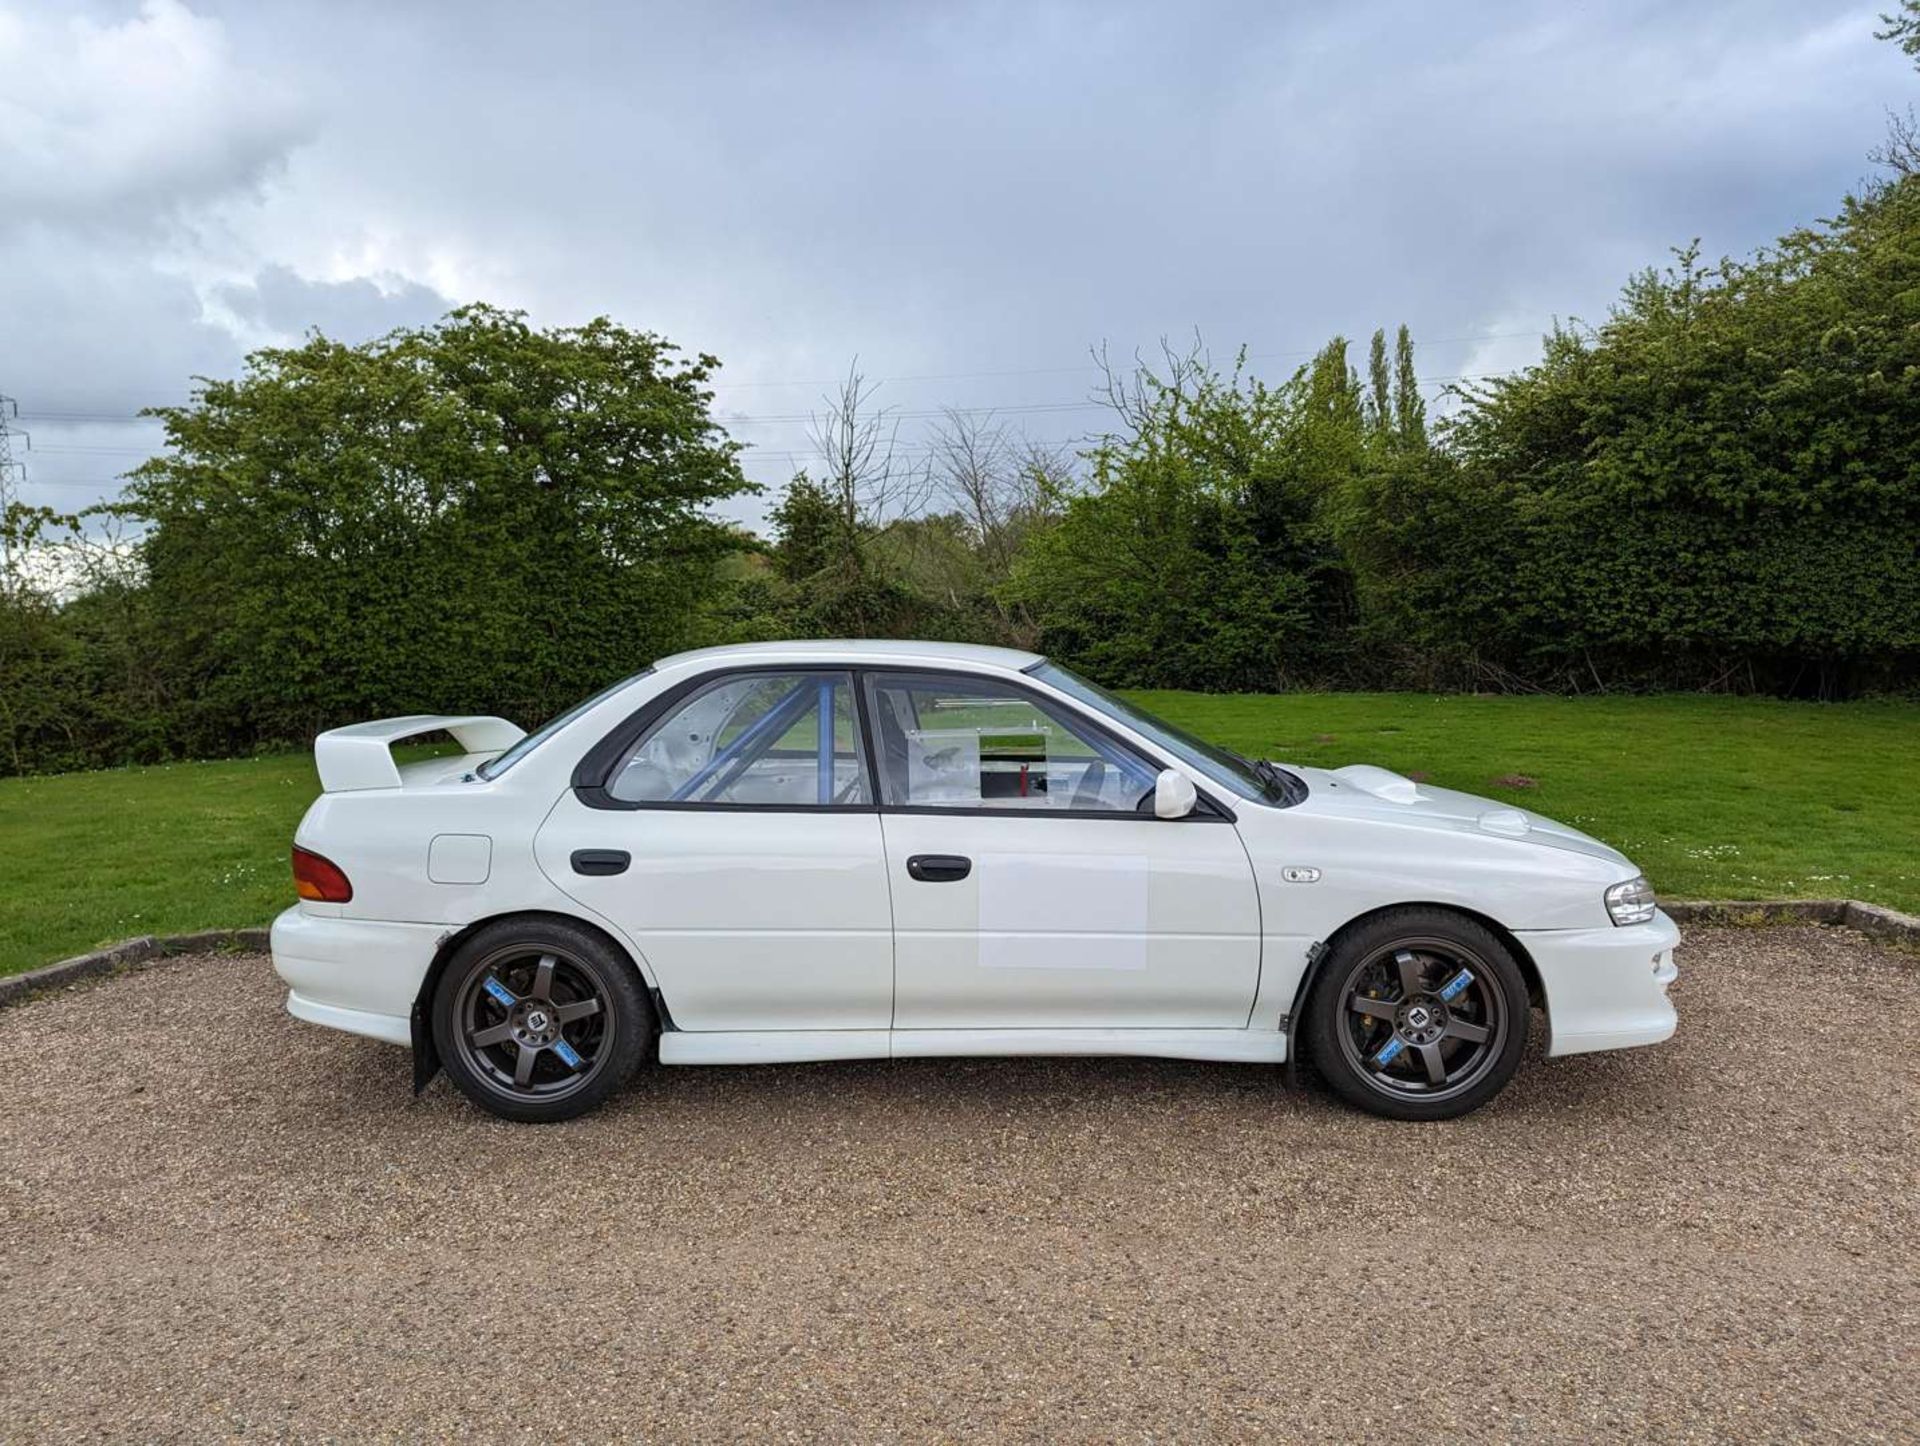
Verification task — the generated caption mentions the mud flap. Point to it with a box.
[1282,940,1329,1090]
[410,996,441,1096]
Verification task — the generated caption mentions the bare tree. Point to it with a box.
[808,362,929,537]
[931,407,1016,562]
[1014,437,1078,507]
[1870,105,1920,176]
[1090,333,1211,442]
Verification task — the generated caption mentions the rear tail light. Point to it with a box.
[292,845,354,902]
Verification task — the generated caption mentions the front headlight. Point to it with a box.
[1605,875,1657,927]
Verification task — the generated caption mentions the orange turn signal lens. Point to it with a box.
[292,845,353,903]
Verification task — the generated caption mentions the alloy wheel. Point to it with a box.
[1334,936,1509,1103]
[452,946,615,1101]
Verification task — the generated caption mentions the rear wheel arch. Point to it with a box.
[409,909,671,1093]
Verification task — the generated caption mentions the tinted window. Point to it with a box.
[864,673,1156,812]
[1028,661,1286,804]
[608,671,871,806]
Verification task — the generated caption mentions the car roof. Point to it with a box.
[652,639,1046,673]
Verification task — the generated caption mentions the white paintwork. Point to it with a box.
[1153,767,1198,819]
[1520,918,1681,1054]
[272,909,447,1020]
[536,801,894,1031]
[313,714,524,792]
[660,1030,891,1065]
[1332,763,1422,805]
[659,1027,1284,1065]
[891,1027,1285,1063]
[271,638,1679,1079]
[978,852,1149,969]
[427,833,492,885]
[880,811,1260,1029]
[286,991,413,1046]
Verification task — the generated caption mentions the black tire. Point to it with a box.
[1304,907,1529,1121]
[432,917,653,1123]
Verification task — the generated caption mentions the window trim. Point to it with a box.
[572,662,1235,822]
[861,668,1155,818]
[571,666,875,813]
[858,667,1235,822]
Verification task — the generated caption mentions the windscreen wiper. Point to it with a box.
[1251,757,1305,805]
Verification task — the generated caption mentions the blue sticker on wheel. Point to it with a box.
[1438,969,1474,1002]
[482,977,517,1008]
[1371,1036,1405,1068]
[552,1039,584,1069]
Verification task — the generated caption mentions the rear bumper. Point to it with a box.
[1519,908,1681,1057]
[270,906,441,1048]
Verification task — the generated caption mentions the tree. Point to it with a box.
[0,504,80,772]
[756,366,925,636]
[1878,2,1920,65]
[1007,338,1370,689]
[122,305,751,753]
[1347,176,1920,695]
[768,472,840,585]
[1364,329,1392,443]
[1392,324,1427,452]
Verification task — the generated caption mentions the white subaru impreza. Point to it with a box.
[272,640,1679,1123]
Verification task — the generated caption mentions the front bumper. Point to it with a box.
[270,905,442,1047]
[1518,908,1681,1057]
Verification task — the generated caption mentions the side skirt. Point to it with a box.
[657,1027,1287,1067]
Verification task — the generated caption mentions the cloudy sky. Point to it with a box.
[2,0,1911,528]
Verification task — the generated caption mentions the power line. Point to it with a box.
[698,327,1546,391]
[12,354,1507,497]
[14,325,1544,426]
[19,372,1506,437]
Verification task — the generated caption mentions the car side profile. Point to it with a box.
[271,640,1680,1123]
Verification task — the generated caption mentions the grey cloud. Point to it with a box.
[212,265,453,345]
[0,0,311,236]
[3,0,1913,522]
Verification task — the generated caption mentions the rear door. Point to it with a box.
[865,670,1261,1030]
[536,669,893,1032]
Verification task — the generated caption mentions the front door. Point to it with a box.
[536,669,892,1032]
[864,670,1261,1030]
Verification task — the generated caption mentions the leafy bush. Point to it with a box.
[1347,178,1920,694]
[7,162,1920,778]
[117,306,753,757]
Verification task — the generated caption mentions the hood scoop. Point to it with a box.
[1476,808,1532,838]
[1331,764,1422,804]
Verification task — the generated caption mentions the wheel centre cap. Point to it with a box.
[525,1008,550,1033]
[1405,1005,1431,1029]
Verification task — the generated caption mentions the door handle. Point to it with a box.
[906,854,972,883]
[570,849,630,876]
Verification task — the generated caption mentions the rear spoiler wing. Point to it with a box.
[314,715,526,792]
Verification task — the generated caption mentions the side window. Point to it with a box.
[608,671,871,806]
[864,673,1157,812]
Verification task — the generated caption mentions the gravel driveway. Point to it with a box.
[0,924,1914,1443]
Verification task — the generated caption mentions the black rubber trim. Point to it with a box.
[906,853,972,882]
[571,660,1236,822]
[570,849,630,876]
[571,665,873,811]
[1283,939,1330,1090]
[852,666,1236,823]
[410,992,439,1095]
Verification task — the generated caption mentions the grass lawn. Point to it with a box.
[2,692,1916,977]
